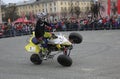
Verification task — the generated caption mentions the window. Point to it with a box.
[68,7,71,11]
[32,10,34,13]
[68,2,70,5]
[31,5,33,7]
[71,2,73,5]
[81,2,83,5]
[61,7,63,11]
[61,2,63,5]
[77,2,79,5]
[37,4,39,7]
[39,9,41,12]
[46,9,48,13]
[87,2,90,5]
[50,8,52,12]
[75,2,77,5]
[50,3,52,6]
[65,2,66,5]
[43,9,44,12]
[36,10,37,13]
[54,2,56,6]
[54,7,56,12]
[64,7,67,11]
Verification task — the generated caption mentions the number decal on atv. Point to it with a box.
[29,47,36,52]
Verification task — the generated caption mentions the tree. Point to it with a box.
[2,4,19,22]
[90,1,105,19]
[85,6,90,14]
[69,2,74,16]
[74,6,81,18]
[61,7,68,18]
[68,2,81,18]
[111,2,117,15]
[91,2,99,18]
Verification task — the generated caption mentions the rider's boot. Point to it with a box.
[38,48,48,60]
[41,48,48,60]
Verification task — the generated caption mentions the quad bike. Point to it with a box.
[25,32,83,67]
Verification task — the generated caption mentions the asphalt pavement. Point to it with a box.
[0,30,120,79]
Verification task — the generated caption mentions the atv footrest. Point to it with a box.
[48,55,54,59]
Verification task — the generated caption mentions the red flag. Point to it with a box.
[107,0,111,16]
[117,0,120,14]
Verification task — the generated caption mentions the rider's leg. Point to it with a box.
[41,38,48,53]
[44,32,62,50]
[40,38,48,60]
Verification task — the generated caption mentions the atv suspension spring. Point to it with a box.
[63,48,68,55]
[68,50,71,56]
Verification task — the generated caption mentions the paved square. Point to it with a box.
[0,30,120,79]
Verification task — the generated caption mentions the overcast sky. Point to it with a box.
[2,0,96,4]
[3,0,29,4]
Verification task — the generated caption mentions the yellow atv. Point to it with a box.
[25,32,83,67]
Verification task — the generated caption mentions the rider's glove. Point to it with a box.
[37,37,43,42]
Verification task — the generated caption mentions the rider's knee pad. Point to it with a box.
[44,32,52,38]
[56,44,61,49]
[32,37,39,45]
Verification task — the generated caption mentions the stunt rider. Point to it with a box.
[34,12,61,57]
[35,13,51,41]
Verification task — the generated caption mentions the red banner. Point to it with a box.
[107,0,111,16]
[117,0,120,14]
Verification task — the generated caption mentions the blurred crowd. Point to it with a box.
[0,15,120,38]
[0,23,35,38]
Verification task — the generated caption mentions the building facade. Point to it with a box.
[0,0,2,23]
[16,0,92,20]
[98,0,118,17]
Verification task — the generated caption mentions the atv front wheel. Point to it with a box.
[57,54,72,67]
[69,32,83,44]
[30,54,42,65]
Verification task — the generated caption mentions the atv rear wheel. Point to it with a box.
[69,32,83,44]
[57,54,72,67]
[30,54,42,65]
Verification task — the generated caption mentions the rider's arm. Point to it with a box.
[44,21,52,30]
[44,21,51,26]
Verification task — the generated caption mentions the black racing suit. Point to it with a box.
[35,19,51,39]
[35,19,51,48]
[34,19,61,50]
